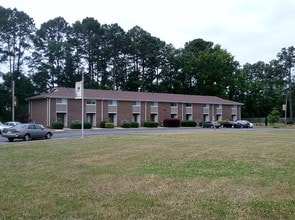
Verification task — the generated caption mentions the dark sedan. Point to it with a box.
[202,121,221,129]
[1,123,53,142]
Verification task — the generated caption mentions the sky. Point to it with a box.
[1,0,295,65]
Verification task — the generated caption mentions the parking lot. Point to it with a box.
[0,126,276,144]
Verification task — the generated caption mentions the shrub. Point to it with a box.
[163,118,180,127]
[100,121,107,128]
[105,122,114,128]
[286,121,294,125]
[122,122,131,128]
[181,120,197,127]
[51,121,64,129]
[143,121,158,127]
[267,108,280,126]
[130,122,139,128]
[84,122,92,129]
[70,121,92,129]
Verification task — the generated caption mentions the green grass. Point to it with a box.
[0,130,294,219]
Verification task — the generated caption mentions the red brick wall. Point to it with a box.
[158,102,171,124]
[30,99,47,125]
[67,99,82,123]
[222,105,233,121]
[193,104,204,121]
[117,101,132,125]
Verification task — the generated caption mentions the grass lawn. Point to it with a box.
[0,129,294,219]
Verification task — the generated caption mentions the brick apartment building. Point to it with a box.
[27,87,243,128]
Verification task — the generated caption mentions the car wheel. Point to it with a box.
[8,138,14,142]
[45,132,51,139]
[23,134,31,141]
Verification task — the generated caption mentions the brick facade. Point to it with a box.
[27,87,243,128]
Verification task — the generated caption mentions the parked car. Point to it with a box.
[236,120,253,128]
[221,121,242,128]
[0,121,21,134]
[1,123,53,142]
[0,122,9,134]
[4,121,21,127]
[202,121,221,128]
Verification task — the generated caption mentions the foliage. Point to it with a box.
[100,121,107,128]
[181,120,197,127]
[267,108,280,126]
[130,122,139,128]
[70,121,92,129]
[143,121,158,127]
[122,122,131,128]
[163,118,181,127]
[51,121,64,129]
[105,122,114,128]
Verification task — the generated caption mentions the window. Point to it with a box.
[150,102,158,107]
[186,114,192,120]
[203,104,209,108]
[56,98,67,104]
[108,100,117,106]
[171,114,178,118]
[86,99,96,105]
[150,114,158,122]
[133,101,140,106]
[171,103,177,107]
[132,114,140,122]
[186,103,192,107]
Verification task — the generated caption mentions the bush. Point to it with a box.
[267,108,280,126]
[163,118,180,127]
[105,122,114,128]
[181,120,197,127]
[70,121,92,129]
[130,122,139,128]
[122,122,131,128]
[143,121,158,127]
[100,121,107,128]
[286,121,294,125]
[51,121,64,129]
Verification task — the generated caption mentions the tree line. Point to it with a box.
[0,6,294,122]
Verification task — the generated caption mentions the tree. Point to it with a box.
[126,26,165,92]
[102,23,129,90]
[277,46,295,120]
[0,6,35,120]
[31,17,71,92]
[72,17,104,89]
[0,7,35,73]
[268,108,280,126]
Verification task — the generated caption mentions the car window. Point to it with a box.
[28,125,36,129]
[14,124,27,129]
[35,125,43,130]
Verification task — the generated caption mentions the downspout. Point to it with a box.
[181,103,184,121]
[101,99,104,122]
[145,101,147,122]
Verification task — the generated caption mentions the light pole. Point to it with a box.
[12,79,15,121]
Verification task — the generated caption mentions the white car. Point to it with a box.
[0,121,21,134]
[236,120,253,128]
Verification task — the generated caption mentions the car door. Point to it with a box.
[28,124,38,138]
[34,124,45,138]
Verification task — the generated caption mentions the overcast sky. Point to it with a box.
[2,0,295,65]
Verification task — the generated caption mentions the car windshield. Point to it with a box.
[13,124,27,129]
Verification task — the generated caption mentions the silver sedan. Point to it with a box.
[1,123,53,142]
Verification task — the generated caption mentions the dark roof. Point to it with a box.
[27,87,243,105]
